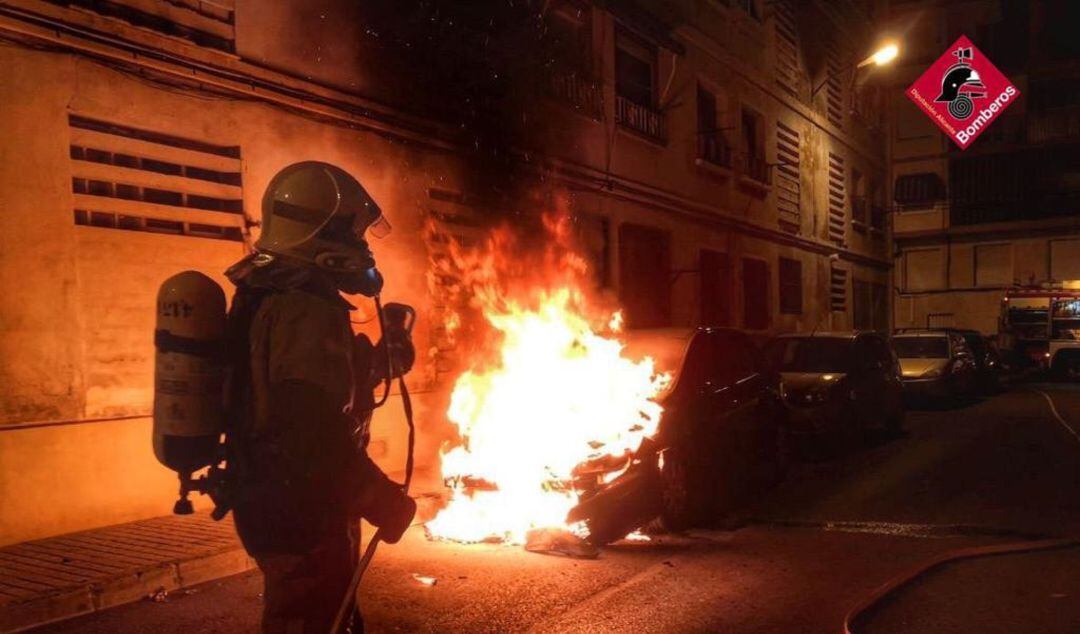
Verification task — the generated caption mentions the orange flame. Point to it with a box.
[425,209,669,544]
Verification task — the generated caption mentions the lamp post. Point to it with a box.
[812,41,900,99]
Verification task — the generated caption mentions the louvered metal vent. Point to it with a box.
[68,115,244,242]
[775,120,801,234]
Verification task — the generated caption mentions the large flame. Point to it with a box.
[425,210,669,544]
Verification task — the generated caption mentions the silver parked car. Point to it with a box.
[891,331,978,400]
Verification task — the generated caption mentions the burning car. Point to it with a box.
[569,327,790,543]
[423,212,785,548]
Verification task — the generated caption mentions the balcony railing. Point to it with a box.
[735,151,771,185]
[548,72,604,121]
[1029,107,1080,144]
[697,133,733,169]
[615,95,666,142]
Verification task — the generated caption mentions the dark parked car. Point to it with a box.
[573,327,788,540]
[763,332,905,443]
[891,331,978,400]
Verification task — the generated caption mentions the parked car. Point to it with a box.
[763,332,906,443]
[573,327,788,539]
[891,331,978,400]
[896,328,1003,392]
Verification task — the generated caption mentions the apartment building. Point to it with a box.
[888,0,1080,335]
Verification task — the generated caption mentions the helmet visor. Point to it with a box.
[367,214,392,239]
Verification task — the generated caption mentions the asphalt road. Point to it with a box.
[38,384,1080,633]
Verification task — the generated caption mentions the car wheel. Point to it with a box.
[659,451,703,532]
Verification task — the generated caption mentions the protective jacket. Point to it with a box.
[225,256,405,556]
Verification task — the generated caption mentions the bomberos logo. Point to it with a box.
[907,35,1019,149]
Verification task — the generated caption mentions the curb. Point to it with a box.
[842,537,1080,634]
[1,547,256,633]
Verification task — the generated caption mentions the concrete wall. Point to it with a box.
[0,42,461,546]
[895,233,1080,334]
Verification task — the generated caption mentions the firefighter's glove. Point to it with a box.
[370,487,417,544]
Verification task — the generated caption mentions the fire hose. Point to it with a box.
[331,296,417,633]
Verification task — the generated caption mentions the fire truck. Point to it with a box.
[999,283,1080,377]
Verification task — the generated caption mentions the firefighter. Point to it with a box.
[224,162,416,633]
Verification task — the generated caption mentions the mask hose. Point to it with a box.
[332,296,416,633]
[372,296,393,409]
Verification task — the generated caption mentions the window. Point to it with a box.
[739,107,769,183]
[742,258,770,329]
[827,152,846,244]
[975,244,1012,287]
[616,31,655,107]
[1051,239,1080,281]
[548,1,591,74]
[619,223,670,328]
[615,31,664,140]
[779,258,802,315]
[853,280,871,329]
[701,249,733,327]
[697,85,730,167]
[904,248,946,291]
[869,177,886,231]
[851,167,866,226]
[741,107,761,161]
[734,0,760,21]
[766,337,853,373]
[775,121,801,232]
[47,0,235,53]
[830,266,847,312]
[894,172,946,209]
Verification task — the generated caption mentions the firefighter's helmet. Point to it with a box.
[256,162,391,275]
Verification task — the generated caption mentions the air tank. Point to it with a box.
[153,271,226,474]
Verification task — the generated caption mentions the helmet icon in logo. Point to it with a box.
[935,47,986,120]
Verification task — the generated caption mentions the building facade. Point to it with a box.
[0,0,893,545]
[888,0,1080,335]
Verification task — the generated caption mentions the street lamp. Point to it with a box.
[812,41,900,99]
[862,42,899,68]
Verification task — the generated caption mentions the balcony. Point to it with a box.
[1029,107,1080,144]
[735,151,771,186]
[548,72,604,121]
[696,133,733,169]
[615,95,666,142]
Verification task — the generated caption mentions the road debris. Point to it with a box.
[524,528,599,559]
[147,587,168,603]
[411,573,438,586]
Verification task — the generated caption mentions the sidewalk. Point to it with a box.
[0,514,251,632]
[0,469,446,632]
